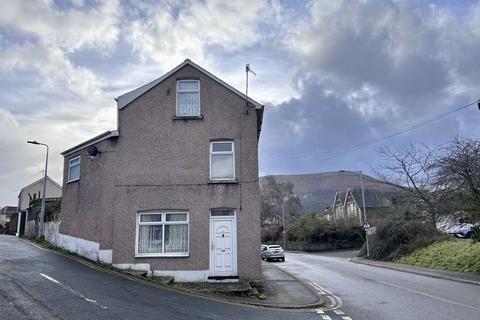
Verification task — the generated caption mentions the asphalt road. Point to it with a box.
[0,235,324,320]
[276,250,480,320]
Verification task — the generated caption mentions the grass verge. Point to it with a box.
[395,238,480,273]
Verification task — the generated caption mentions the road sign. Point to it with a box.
[363,220,371,230]
[366,226,376,235]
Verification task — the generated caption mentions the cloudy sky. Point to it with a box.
[1,0,480,205]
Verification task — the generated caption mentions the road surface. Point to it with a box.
[0,235,327,320]
[276,250,480,320]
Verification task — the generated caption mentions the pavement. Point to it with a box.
[278,250,480,320]
[257,261,323,308]
[351,257,480,286]
[0,235,327,320]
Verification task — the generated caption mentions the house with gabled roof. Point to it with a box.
[330,188,362,224]
[16,176,62,237]
[327,187,393,225]
[57,59,264,282]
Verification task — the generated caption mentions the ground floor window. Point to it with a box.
[136,212,189,256]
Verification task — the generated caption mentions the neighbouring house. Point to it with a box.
[330,188,363,224]
[57,59,264,282]
[16,176,63,237]
[0,206,17,234]
[327,188,393,224]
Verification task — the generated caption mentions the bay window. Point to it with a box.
[136,212,189,256]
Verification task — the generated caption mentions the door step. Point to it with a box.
[207,276,239,283]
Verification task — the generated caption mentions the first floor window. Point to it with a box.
[137,212,189,256]
[68,156,81,182]
[210,141,235,180]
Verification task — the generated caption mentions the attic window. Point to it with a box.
[176,80,200,116]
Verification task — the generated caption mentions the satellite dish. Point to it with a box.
[86,145,99,157]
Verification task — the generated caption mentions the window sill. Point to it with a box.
[172,115,204,120]
[67,179,79,184]
[208,179,238,184]
[135,253,189,258]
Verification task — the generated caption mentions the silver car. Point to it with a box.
[262,245,285,262]
[261,244,267,259]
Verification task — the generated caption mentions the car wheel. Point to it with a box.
[281,257,285,262]
[266,258,271,262]
[466,232,472,238]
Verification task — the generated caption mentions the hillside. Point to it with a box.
[260,171,401,213]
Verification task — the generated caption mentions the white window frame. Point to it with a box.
[135,211,189,258]
[209,141,235,181]
[67,156,81,183]
[176,79,200,117]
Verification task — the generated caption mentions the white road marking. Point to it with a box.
[309,282,343,310]
[341,317,353,320]
[333,309,345,314]
[378,280,480,312]
[39,273,60,284]
[39,273,108,310]
[316,309,325,314]
[321,315,332,320]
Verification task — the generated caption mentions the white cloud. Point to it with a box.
[0,42,106,100]
[0,0,121,52]
[284,0,480,122]
[0,0,120,205]
[126,0,284,67]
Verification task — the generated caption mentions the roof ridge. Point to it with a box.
[19,176,62,194]
[116,59,263,110]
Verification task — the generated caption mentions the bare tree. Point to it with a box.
[260,176,302,226]
[435,137,480,222]
[375,143,441,224]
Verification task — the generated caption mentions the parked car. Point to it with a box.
[261,244,267,259]
[449,223,477,238]
[262,245,285,262]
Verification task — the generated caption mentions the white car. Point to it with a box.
[262,245,285,262]
[450,223,477,238]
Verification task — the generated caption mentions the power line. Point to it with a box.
[262,98,480,163]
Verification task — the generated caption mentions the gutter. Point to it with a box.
[61,130,119,156]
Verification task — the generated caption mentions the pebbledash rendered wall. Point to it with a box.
[58,64,262,282]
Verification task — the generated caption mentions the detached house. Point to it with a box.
[331,188,363,224]
[328,188,393,224]
[58,60,264,282]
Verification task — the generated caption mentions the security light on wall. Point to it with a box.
[86,145,100,160]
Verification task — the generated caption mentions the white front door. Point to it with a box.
[210,217,237,276]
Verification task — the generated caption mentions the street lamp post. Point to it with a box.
[282,199,287,250]
[27,140,49,239]
[358,171,370,257]
[340,170,370,257]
